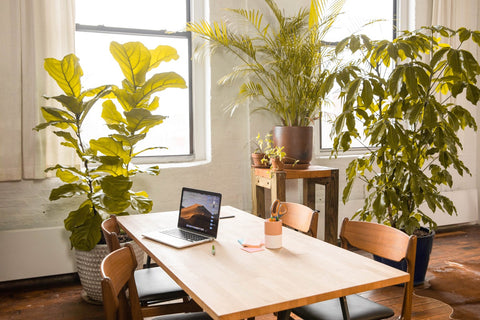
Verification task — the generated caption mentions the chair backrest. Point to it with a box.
[101,244,143,320]
[102,215,122,252]
[280,202,318,238]
[340,218,417,320]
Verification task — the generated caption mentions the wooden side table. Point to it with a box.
[251,165,339,245]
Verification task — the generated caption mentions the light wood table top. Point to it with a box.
[117,206,409,320]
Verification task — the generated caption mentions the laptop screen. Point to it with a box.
[178,187,222,238]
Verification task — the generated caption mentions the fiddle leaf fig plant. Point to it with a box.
[331,26,480,235]
[34,42,186,251]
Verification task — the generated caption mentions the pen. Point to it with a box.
[211,244,215,255]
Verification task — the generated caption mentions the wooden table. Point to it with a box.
[251,165,339,244]
[118,206,409,320]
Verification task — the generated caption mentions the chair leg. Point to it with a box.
[339,296,351,320]
[146,255,152,268]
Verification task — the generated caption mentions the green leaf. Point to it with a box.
[48,95,83,115]
[94,156,128,176]
[110,41,150,88]
[44,54,83,97]
[35,107,74,130]
[64,201,93,231]
[102,100,125,125]
[447,49,462,74]
[149,45,179,71]
[49,183,86,201]
[90,137,131,163]
[131,193,153,213]
[140,72,187,99]
[124,108,166,134]
[68,211,102,251]
[100,175,132,198]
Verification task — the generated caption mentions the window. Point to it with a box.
[75,0,193,159]
[320,0,398,150]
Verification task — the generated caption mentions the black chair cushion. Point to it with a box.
[153,312,212,320]
[292,294,394,320]
[134,267,188,303]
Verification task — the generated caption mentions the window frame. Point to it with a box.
[74,0,208,165]
[318,0,400,153]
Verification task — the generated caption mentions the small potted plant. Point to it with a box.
[251,133,271,168]
[264,145,286,171]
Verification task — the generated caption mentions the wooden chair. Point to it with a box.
[278,202,319,238]
[292,218,417,320]
[101,244,211,320]
[101,216,201,315]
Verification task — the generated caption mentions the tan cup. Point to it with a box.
[264,219,282,249]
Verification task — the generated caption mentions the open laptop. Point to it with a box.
[142,187,222,248]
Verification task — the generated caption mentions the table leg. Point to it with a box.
[324,169,339,245]
[251,169,266,218]
[304,171,339,245]
[271,171,286,202]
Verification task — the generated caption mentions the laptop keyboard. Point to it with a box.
[162,229,209,242]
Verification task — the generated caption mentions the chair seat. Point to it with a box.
[135,267,188,303]
[153,312,212,320]
[293,294,394,320]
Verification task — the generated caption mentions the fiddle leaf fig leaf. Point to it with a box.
[90,137,131,163]
[48,94,83,114]
[131,192,153,213]
[100,175,132,198]
[49,183,86,201]
[68,210,102,251]
[94,156,128,176]
[110,41,150,88]
[64,201,93,231]
[141,72,187,99]
[44,54,83,97]
[102,100,125,125]
[149,45,179,71]
[125,108,166,134]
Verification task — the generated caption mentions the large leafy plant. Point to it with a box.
[34,42,186,250]
[187,0,344,126]
[331,26,480,235]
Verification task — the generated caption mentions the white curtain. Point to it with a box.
[0,0,75,181]
[431,0,480,32]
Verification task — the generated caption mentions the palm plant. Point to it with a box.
[187,0,344,126]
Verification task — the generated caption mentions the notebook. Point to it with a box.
[142,187,222,248]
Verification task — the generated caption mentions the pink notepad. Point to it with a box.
[241,246,265,253]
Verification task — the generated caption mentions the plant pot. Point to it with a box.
[75,241,145,303]
[265,219,282,249]
[374,227,435,286]
[251,153,268,168]
[272,126,313,167]
[270,157,284,171]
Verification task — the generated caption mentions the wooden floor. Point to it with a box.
[1,223,478,320]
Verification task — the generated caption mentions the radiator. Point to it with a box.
[0,226,76,282]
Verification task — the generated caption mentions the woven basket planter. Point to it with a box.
[75,242,145,303]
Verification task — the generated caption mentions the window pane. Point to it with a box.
[321,0,395,149]
[76,0,187,32]
[75,31,191,156]
[324,0,395,42]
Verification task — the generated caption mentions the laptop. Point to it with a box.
[142,187,222,248]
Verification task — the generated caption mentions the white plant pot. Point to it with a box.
[75,242,145,303]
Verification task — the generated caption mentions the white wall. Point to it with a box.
[0,0,479,282]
